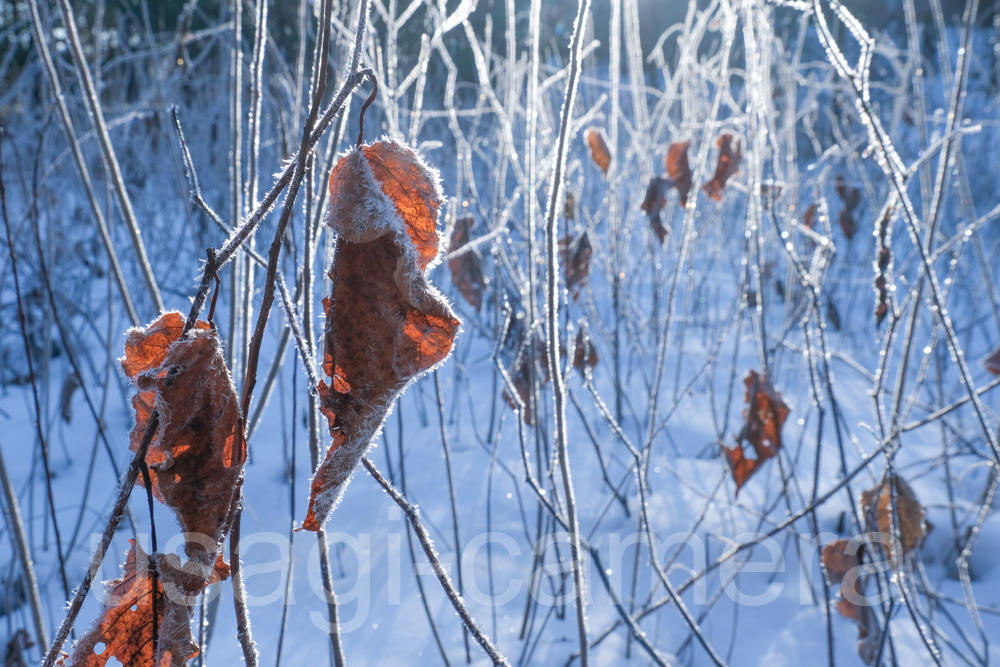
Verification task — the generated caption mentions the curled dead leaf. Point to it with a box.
[303,139,460,531]
[702,134,742,201]
[666,141,693,207]
[836,175,861,239]
[861,476,928,564]
[822,539,861,586]
[641,176,671,244]
[722,371,790,493]
[447,215,486,311]
[503,331,550,426]
[585,127,612,176]
[122,311,243,572]
[59,541,199,667]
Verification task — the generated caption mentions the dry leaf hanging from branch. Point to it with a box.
[820,539,881,665]
[836,175,862,239]
[666,141,693,206]
[861,476,928,564]
[585,127,612,175]
[641,176,671,243]
[302,139,460,531]
[503,332,550,426]
[722,371,790,492]
[122,311,244,571]
[702,134,742,201]
[447,215,486,311]
[559,232,592,299]
[58,541,199,667]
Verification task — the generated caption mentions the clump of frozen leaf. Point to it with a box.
[302,138,460,531]
[447,215,486,311]
[702,134,741,201]
[722,370,790,492]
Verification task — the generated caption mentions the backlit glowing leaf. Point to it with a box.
[122,312,243,571]
[303,138,460,531]
[60,542,199,667]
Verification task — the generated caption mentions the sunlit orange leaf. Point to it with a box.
[60,541,198,667]
[585,127,612,175]
[447,215,486,311]
[722,370,790,492]
[861,476,928,564]
[122,312,243,571]
[558,232,592,300]
[983,346,1000,375]
[666,141,693,207]
[303,139,460,531]
[701,134,742,201]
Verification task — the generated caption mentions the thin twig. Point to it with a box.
[363,456,510,666]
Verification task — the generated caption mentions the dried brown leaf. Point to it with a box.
[303,139,460,531]
[822,539,861,585]
[447,215,486,311]
[60,542,198,667]
[701,134,742,202]
[585,127,612,175]
[122,312,243,571]
[641,176,671,244]
[861,476,928,563]
[722,371,790,492]
[666,141,693,206]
